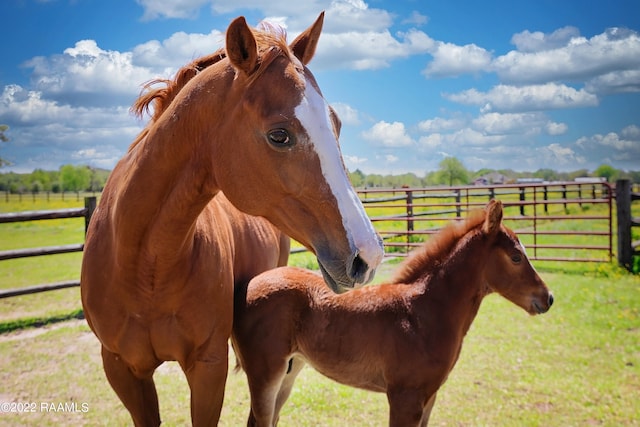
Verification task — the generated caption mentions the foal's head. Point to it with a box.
[481,200,554,315]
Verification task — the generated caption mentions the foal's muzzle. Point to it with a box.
[532,293,554,314]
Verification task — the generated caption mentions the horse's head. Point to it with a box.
[481,200,554,315]
[206,13,383,290]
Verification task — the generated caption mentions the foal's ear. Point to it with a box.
[226,16,259,76]
[483,199,503,235]
[290,11,324,65]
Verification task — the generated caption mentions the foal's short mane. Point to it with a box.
[392,208,487,284]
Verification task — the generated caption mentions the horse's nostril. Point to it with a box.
[349,253,369,283]
[548,293,554,307]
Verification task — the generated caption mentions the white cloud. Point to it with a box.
[132,30,225,68]
[316,28,433,70]
[538,143,586,168]
[585,69,640,94]
[402,11,428,26]
[423,41,492,77]
[136,0,209,20]
[417,117,464,133]
[330,102,361,126]
[573,125,640,167]
[510,26,580,52]
[445,83,599,112]
[445,128,505,146]
[545,121,568,135]
[621,124,640,139]
[25,40,156,106]
[361,121,414,147]
[493,27,640,84]
[323,0,393,32]
[472,112,567,136]
[417,133,443,149]
[344,154,368,166]
[0,84,140,170]
[577,129,640,152]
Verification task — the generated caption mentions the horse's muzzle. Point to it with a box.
[532,293,554,314]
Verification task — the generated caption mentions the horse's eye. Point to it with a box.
[511,254,522,264]
[267,129,292,148]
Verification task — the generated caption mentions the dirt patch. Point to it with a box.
[0,319,87,343]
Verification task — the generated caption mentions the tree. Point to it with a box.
[434,156,469,186]
[30,168,52,192]
[60,164,91,191]
[594,164,618,182]
[349,169,365,188]
[0,124,11,168]
[533,168,560,182]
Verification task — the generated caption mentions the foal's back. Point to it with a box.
[234,266,422,393]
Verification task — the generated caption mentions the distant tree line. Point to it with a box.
[0,157,638,194]
[348,157,640,188]
[0,165,110,194]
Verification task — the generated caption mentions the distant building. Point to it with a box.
[574,177,607,183]
[516,178,544,184]
[473,172,508,185]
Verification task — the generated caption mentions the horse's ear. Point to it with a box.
[290,12,324,65]
[226,16,259,76]
[483,199,503,235]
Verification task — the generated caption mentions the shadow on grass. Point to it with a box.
[0,308,84,334]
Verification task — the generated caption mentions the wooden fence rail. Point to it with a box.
[2,180,636,298]
[358,181,614,263]
[0,197,95,298]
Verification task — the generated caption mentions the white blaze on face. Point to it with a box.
[294,77,384,280]
[519,238,538,272]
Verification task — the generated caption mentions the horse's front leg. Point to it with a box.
[183,336,230,427]
[387,387,429,427]
[419,392,437,426]
[101,346,161,427]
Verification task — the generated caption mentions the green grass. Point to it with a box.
[0,267,638,426]
[0,191,639,425]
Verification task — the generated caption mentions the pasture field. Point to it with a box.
[0,191,638,425]
[0,265,638,426]
[0,190,622,327]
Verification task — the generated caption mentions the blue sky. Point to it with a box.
[1,0,639,175]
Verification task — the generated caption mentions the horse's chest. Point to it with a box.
[93,272,232,367]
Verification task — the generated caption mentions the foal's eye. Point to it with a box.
[267,129,293,148]
[511,254,522,263]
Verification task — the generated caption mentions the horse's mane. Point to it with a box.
[391,208,487,284]
[128,20,290,149]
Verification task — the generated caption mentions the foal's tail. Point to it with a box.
[229,338,245,374]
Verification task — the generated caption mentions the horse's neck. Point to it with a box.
[108,90,223,266]
[414,234,488,337]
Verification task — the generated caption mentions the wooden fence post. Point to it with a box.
[84,196,96,235]
[616,179,632,270]
[406,190,413,253]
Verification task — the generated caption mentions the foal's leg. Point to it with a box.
[245,356,294,426]
[272,357,306,424]
[101,346,161,427]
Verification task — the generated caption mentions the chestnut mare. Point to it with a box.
[233,200,554,427]
[80,13,384,427]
